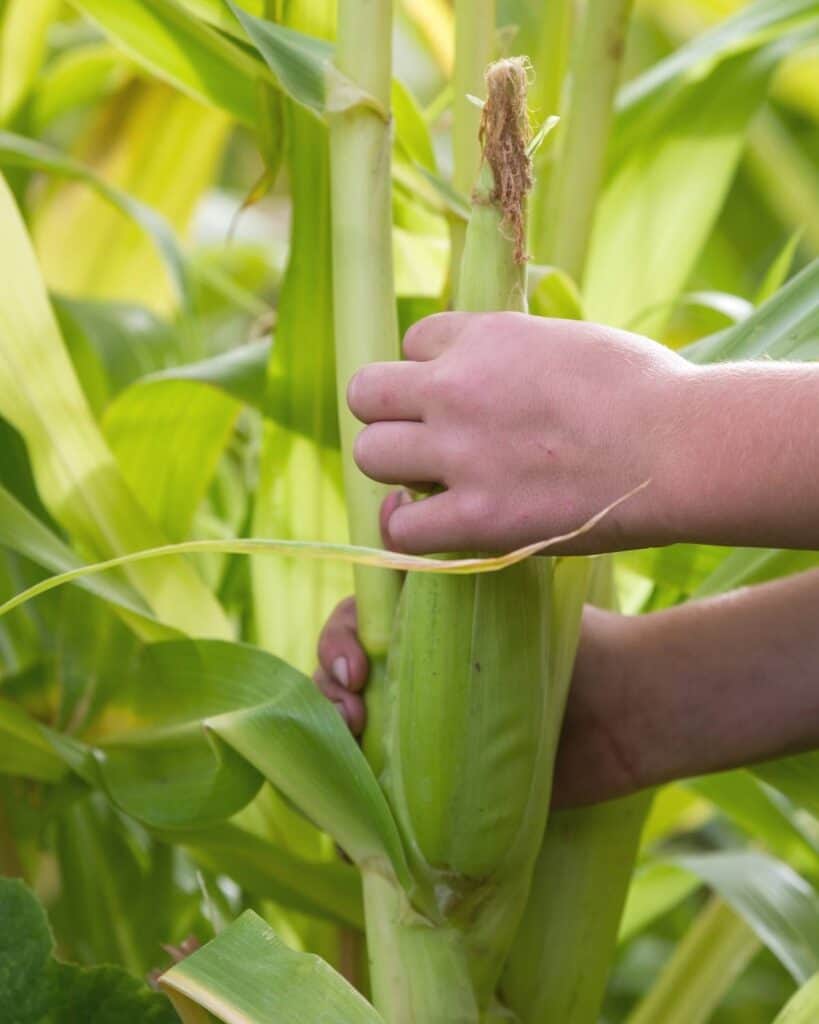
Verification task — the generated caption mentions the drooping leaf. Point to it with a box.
[72,639,410,886]
[690,771,819,876]
[148,340,272,410]
[0,130,191,306]
[673,850,819,983]
[69,0,265,127]
[29,83,229,312]
[0,172,231,639]
[0,697,67,783]
[224,1,383,118]
[0,484,163,629]
[161,910,383,1024]
[172,822,364,928]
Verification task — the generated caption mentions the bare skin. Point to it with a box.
[316,571,819,808]
[314,313,819,806]
[348,313,819,555]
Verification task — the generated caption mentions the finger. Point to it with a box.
[384,489,485,555]
[354,423,442,487]
[317,612,369,693]
[313,669,366,736]
[347,362,426,424]
[403,312,472,362]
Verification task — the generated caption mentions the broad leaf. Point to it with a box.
[0,878,177,1024]
[162,910,383,1024]
[0,174,230,639]
[69,0,265,127]
[674,850,819,982]
[773,972,819,1023]
[173,822,363,928]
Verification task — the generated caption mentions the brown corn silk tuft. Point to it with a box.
[478,58,533,264]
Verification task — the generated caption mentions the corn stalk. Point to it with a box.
[329,0,402,774]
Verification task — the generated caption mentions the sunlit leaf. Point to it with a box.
[161,910,383,1024]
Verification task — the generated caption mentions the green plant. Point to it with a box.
[0,1,819,1022]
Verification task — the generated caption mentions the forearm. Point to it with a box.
[667,362,819,549]
[619,569,819,790]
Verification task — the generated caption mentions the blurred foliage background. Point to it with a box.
[0,1,818,1021]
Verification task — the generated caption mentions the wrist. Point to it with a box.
[661,361,819,548]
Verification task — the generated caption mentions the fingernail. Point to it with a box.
[333,700,348,723]
[332,656,350,688]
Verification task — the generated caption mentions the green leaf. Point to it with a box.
[173,822,364,929]
[69,0,265,127]
[0,484,164,629]
[78,639,410,886]
[0,697,67,783]
[54,298,181,416]
[690,771,819,876]
[0,878,55,1024]
[626,899,760,1024]
[586,46,784,328]
[30,43,129,131]
[529,265,584,320]
[161,910,383,1024]
[619,862,701,945]
[103,380,240,542]
[224,1,383,118]
[253,20,351,673]
[392,78,437,171]
[0,131,191,306]
[148,340,272,411]
[615,0,819,154]
[756,752,819,821]
[756,228,805,305]
[0,173,230,639]
[773,972,819,1023]
[0,0,61,125]
[673,850,819,983]
[685,256,819,364]
[0,877,177,1024]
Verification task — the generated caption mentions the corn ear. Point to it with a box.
[381,59,590,1012]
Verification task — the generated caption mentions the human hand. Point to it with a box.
[348,313,695,556]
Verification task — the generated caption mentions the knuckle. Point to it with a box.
[386,508,415,552]
[347,369,366,416]
[429,360,460,402]
[353,426,375,470]
[456,489,493,529]
[317,631,340,668]
[402,321,425,359]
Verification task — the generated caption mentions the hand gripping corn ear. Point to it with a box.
[375,59,591,1017]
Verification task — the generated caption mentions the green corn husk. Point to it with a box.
[376,59,590,1016]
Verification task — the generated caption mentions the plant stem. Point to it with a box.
[329,2,402,660]
[541,0,634,283]
[451,0,495,300]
